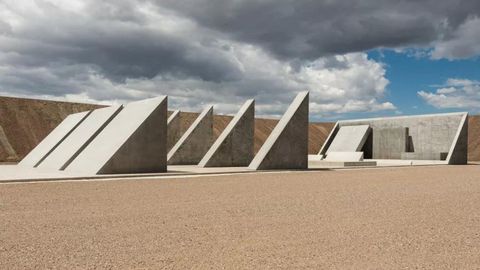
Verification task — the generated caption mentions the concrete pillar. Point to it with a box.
[167,106,213,165]
[248,91,309,170]
[65,96,168,174]
[199,99,254,167]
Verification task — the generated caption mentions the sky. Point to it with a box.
[0,0,479,121]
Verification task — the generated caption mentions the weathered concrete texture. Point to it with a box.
[199,99,254,167]
[167,110,181,152]
[320,112,468,164]
[327,125,371,154]
[248,92,309,170]
[325,151,364,162]
[168,106,213,165]
[447,113,468,164]
[37,105,123,170]
[372,127,408,159]
[18,111,90,167]
[65,97,167,174]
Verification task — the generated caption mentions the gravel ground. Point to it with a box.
[1,165,480,269]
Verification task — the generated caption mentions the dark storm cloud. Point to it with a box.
[158,0,480,60]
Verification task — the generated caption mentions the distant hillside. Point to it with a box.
[0,96,477,162]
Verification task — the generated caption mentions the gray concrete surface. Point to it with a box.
[327,125,371,154]
[319,112,468,164]
[18,111,91,167]
[37,105,122,170]
[167,110,181,152]
[65,96,168,174]
[249,91,309,170]
[168,106,213,165]
[199,100,254,167]
[325,151,364,161]
[372,127,408,159]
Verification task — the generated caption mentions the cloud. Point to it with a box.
[418,78,480,110]
[431,17,480,59]
[0,0,478,119]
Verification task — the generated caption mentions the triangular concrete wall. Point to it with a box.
[18,110,91,167]
[248,91,309,170]
[167,106,213,165]
[37,105,123,170]
[199,99,254,167]
[167,110,181,152]
[64,96,167,174]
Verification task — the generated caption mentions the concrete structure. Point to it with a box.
[326,125,371,154]
[167,110,181,152]
[199,99,254,167]
[325,152,364,162]
[167,106,213,165]
[372,127,409,159]
[319,112,468,165]
[37,105,123,170]
[18,111,90,167]
[248,92,309,170]
[65,96,167,174]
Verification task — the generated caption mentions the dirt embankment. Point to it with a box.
[468,115,480,161]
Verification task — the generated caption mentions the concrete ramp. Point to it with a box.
[168,106,213,165]
[18,111,90,167]
[199,99,254,167]
[65,96,167,174]
[248,91,309,170]
[327,125,370,154]
[167,110,181,152]
[37,105,123,170]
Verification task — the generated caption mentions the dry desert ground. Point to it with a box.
[1,165,480,269]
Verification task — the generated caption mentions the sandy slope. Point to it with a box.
[1,165,480,269]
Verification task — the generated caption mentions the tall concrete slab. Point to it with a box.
[18,111,90,167]
[199,99,254,167]
[37,105,123,170]
[167,106,213,165]
[65,96,167,174]
[167,110,181,152]
[248,91,309,170]
[327,125,371,154]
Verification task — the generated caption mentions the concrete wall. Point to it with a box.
[199,100,254,167]
[371,127,408,159]
[249,92,309,170]
[167,106,213,165]
[320,112,468,164]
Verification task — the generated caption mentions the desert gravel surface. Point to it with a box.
[1,165,480,269]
